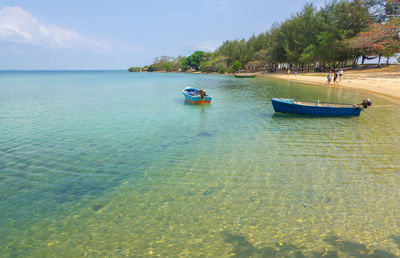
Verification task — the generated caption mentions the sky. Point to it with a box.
[0,0,326,70]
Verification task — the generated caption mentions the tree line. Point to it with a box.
[129,0,400,73]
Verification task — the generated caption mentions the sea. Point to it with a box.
[1,71,400,257]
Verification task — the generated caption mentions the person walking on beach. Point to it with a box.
[326,71,332,86]
[333,70,338,85]
[339,68,343,81]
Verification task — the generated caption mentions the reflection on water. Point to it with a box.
[223,232,399,257]
[0,71,400,256]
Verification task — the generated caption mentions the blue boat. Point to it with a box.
[182,87,212,104]
[234,74,256,78]
[271,98,371,116]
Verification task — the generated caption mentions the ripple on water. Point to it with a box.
[0,72,400,256]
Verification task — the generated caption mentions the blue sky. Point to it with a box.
[0,0,325,70]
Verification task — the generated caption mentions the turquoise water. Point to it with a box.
[1,71,400,257]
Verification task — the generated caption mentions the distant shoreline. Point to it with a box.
[4,68,399,103]
[0,69,126,72]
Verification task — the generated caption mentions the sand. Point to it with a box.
[263,65,400,103]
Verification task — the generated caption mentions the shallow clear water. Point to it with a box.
[1,71,400,257]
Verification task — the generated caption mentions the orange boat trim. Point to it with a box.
[185,99,211,104]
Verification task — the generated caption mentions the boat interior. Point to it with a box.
[184,89,199,96]
[184,89,208,97]
[293,100,356,108]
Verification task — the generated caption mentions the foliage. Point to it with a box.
[217,39,251,66]
[128,67,141,72]
[231,60,242,72]
[349,17,400,61]
[214,0,374,70]
[132,0,400,73]
[199,54,228,73]
[184,51,205,71]
[147,65,156,72]
[176,56,190,71]
[215,64,228,74]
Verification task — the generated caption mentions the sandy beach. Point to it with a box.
[264,65,400,102]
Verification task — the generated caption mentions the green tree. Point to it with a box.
[147,65,156,72]
[137,0,383,74]
[161,62,173,71]
[217,39,251,66]
[128,67,141,72]
[184,51,205,70]
[199,54,228,73]
[175,56,189,71]
[231,60,242,73]
[276,4,320,66]
[215,63,227,74]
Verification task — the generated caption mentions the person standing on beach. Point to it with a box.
[326,71,332,86]
[339,69,343,81]
[333,70,338,85]
[287,69,290,76]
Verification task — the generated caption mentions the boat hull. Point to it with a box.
[271,98,362,116]
[183,96,212,104]
[182,87,212,104]
[234,75,256,78]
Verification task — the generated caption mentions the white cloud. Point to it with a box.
[0,6,109,52]
[196,41,221,52]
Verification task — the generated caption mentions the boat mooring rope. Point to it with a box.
[370,105,396,108]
